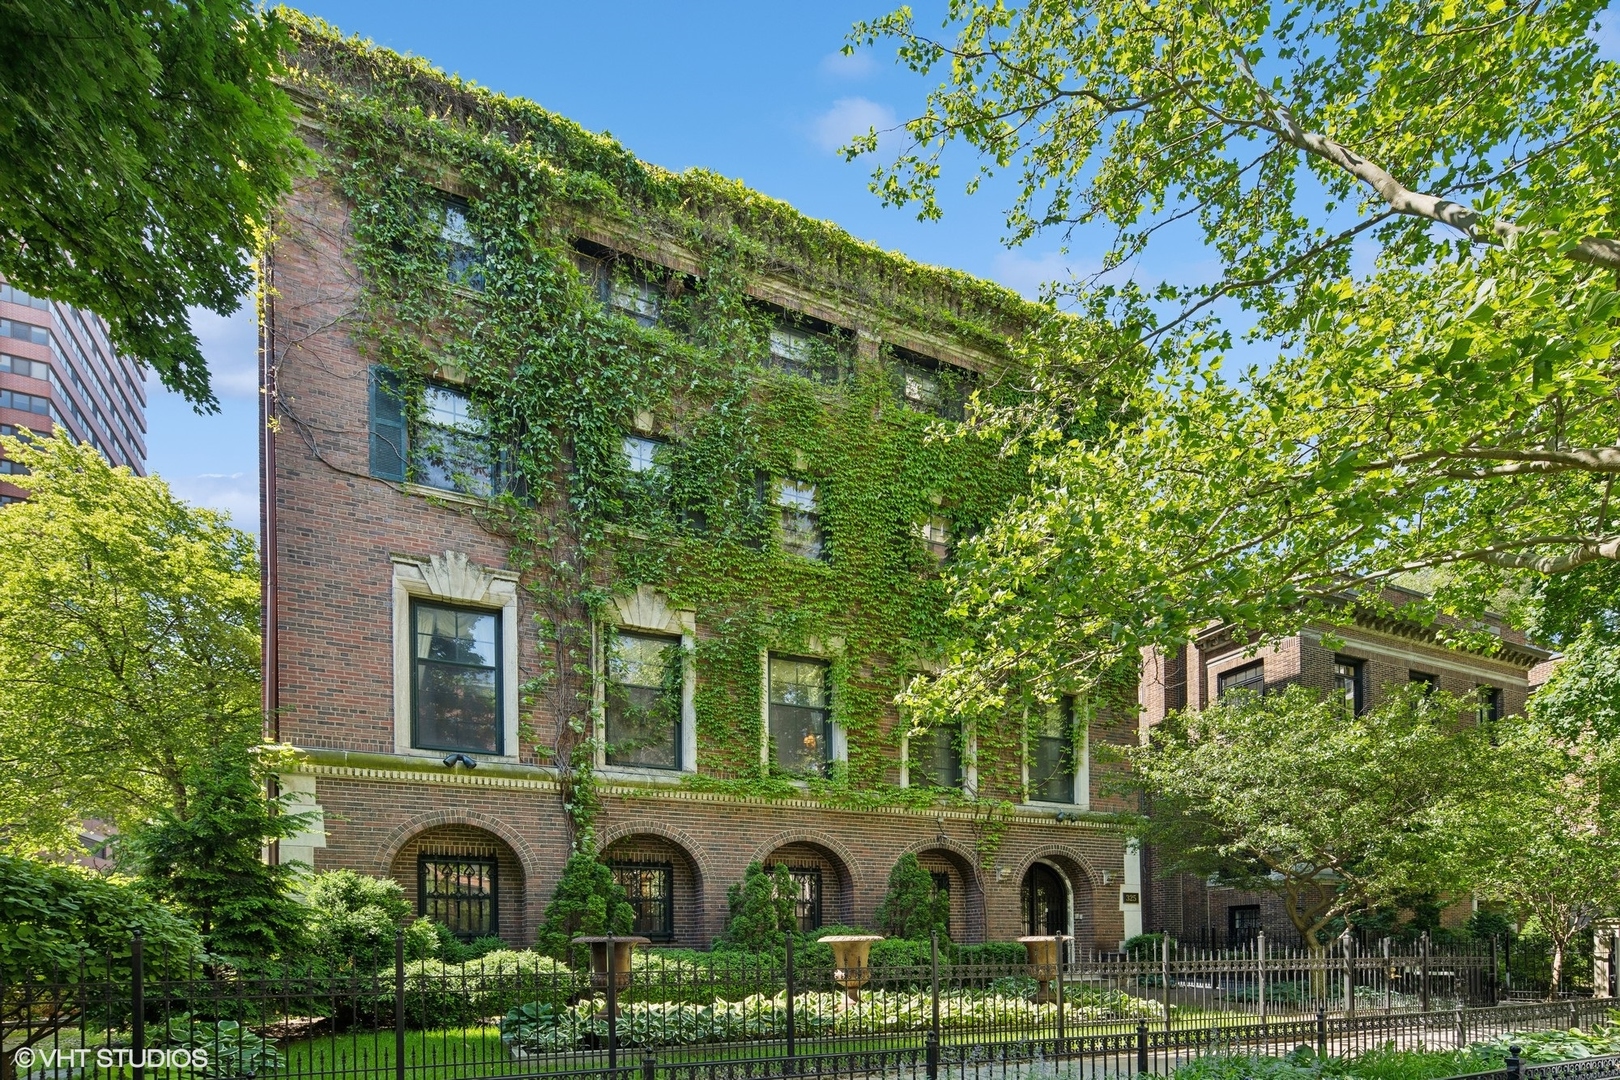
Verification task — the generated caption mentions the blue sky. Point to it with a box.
[148,1,1620,525]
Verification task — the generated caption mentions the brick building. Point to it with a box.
[0,274,146,498]
[262,28,1142,953]
[1137,593,1555,946]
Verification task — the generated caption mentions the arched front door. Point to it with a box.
[1022,862,1068,937]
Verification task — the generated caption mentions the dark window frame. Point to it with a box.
[886,345,974,422]
[1477,685,1504,724]
[603,629,683,771]
[418,854,498,940]
[1410,670,1439,695]
[1029,696,1078,805]
[768,864,823,932]
[1227,903,1263,944]
[910,722,963,789]
[1216,661,1266,699]
[573,240,676,329]
[609,860,675,941]
[438,194,485,291]
[767,653,833,776]
[1334,656,1366,716]
[410,597,504,756]
[760,307,850,385]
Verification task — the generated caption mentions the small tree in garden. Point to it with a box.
[719,862,797,951]
[875,853,950,940]
[534,853,635,964]
[304,870,438,975]
[132,754,310,962]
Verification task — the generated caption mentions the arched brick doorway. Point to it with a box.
[388,824,526,947]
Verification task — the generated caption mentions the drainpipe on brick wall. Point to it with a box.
[259,256,282,865]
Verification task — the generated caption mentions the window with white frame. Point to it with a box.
[411,600,502,755]
[604,631,682,770]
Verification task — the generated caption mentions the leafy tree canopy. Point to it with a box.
[1125,683,1500,944]
[0,0,302,406]
[0,434,262,855]
[852,0,1619,712]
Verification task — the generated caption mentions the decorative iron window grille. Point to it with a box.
[610,861,674,940]
[1216,661,1265,699]
[411,599,502,755]
[770,865,822,932]
[419,855,498,939]
[1228,903,1263,944]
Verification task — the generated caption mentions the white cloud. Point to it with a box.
[989,250,1104,300]
[160,471,258,528]
[188,303,259,400]
[819,49,878,80]
[810,96,897,155]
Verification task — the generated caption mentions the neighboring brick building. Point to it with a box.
[262,29,1142,953]
[0,274,146,497]
[1138,592,1555,946]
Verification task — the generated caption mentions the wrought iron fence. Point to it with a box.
[2,933,1612,1080]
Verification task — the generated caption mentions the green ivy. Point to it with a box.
[280,15,1111,843]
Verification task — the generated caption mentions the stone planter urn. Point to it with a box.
[1018,935,1066,1003]
[573,934,650,995]
[819,934,885,1004]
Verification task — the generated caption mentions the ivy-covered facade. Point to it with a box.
[262,17,1142,950]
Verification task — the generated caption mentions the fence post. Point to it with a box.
[606,931,618,1071]
[131,930,145,1080]
[393,932,405,1080]
[1420,932,1431,1013]
[1455,1005,1465,1049]
[1162,933,1171,1034]
[785,931,796,1070]
[642,1052,656,1080]
[1569,1000,1577,1029]
[1383,938,1392,1013]
[1506,1045,1523,1080]
[1056,933,1066,1051]
[1316,1007,1327,1057]
[1490,937,1500,1005]
[1137,1019,1149,1075]
[1344,932,1356,1018]
[1257,930,1268,1029]
[930,930,941,1042]
[926,1030,940,1080]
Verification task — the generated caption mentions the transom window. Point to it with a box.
[776,479,824,560]
[605,631,681,770]
[414,385,498,497]
[419,855,497,938]
[1216,661,1265,699]
[918,515,950,562]
[1030,697,1077,804]
[611,861,674,940]
[439,198,483,290]
[412,600,502,755]
[910,722,963,789]
[1334,657,1365,716]
[768,655,831,776]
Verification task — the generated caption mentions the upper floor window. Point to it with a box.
[768,655,831,776]
[1216,661,1265,699]
[412,600,502,755]
[575,242,667,327]
[918,515,950,562]
[910,722,963,789]
[604,631,682,770]
[887,346,973,421]
[0,284,50,310]
[776,479,824,561]
[439,197,483,291]
[0,318,49,346]
[1030,697,1079,804]
[1410,671,1439,695]
[765,312,846,384]
[416,386,498,496]
[1477,685,1504,724]
[622,433,666,475]
[1334,657,1365,716]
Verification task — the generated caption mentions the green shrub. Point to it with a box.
[432,923,506,964]
[627,948,779,1004]
[717,862,795,952]
[402,950,579,1026]
[533,853,635,964]
[154,1017,284,1079]
[874,854,950,941]
[1124,932,1167,960]
[954,941,1028,968]
[302,870,437,976]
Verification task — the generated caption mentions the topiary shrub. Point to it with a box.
[874,854,951,941]
[533,853,635,965]
[716,862,796,953]
[303,869,438,976]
